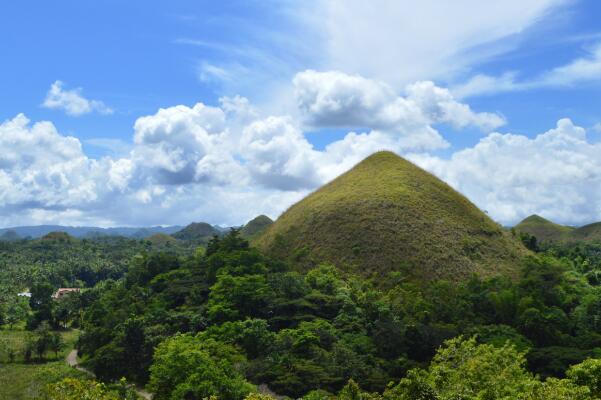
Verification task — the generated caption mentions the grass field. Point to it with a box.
[0,361,87,400]
[0,327,78,363]
[0,328,85,399]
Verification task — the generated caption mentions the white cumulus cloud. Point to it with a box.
[293,70,504,152]
[42,81,113,116]
[5,69,601,228]
[411,119,601,225]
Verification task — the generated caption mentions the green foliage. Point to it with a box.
[384,337,595,400]
[41,377,141,400]
[42,378,122,400]
[0,325,74,364]
[206,274,270,323]
[428,337,532,398]
[521,378,591,400]
[0,360,87,400]
[0,235,157,326]
[71,230,601,398]
[148,334,254,400]
[244,394,276,400]
[240,215,273,240]
[567,358,601,397]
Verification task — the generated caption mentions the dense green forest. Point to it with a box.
[58,229,600,399]
[1,228,601,398]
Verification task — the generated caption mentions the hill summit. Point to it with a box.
[256,151,527,282]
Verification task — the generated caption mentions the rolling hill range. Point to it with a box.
[0,224,183,239]
[515,215,601,244]
[255,151,528,282]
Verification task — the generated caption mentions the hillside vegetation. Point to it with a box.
[76,230,601,399]
[172,222,220,244]
[256,151,527,282]
[514,215,575,243]
[515,215,601,244]
[240,215,273,240]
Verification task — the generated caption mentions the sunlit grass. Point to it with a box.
[0,328,85,399]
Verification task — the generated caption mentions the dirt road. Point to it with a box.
[65,349,152,399]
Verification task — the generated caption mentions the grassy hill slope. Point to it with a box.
[515,215,601,244]
[570,222,601,242]
[172,222,220,245]
[255,151,527,282]
[514,215,575,243]
[240,215,273,240]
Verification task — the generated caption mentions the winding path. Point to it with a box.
[66,349,153,399]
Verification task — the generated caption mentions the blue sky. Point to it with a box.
[2,0,601,227]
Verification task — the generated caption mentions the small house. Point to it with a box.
[52,288,81,300]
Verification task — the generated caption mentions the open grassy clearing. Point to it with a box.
[0,361,88,400]
[0,328,85,399]
[0,327,78,363]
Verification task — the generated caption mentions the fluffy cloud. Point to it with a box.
[0,114,110,214]
[5,70,601,227]
[294,70,505,132]
[241,116,320,190]
[411,119,601,225]
[131,102,245,187]
[42,81,113,116]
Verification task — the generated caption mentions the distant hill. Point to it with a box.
[41,231,75,243]
[172,222,221,244]
[256,151,528,282]
[515,215,601,244]
[146,233,180,247]
[0,225,183,239]
[514,215,575,243]
[0,230,20,241]
[240,215,273,239]
[571,222,601,242]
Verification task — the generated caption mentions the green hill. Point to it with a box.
[255,151,527,282]
[240,215,273,239]
[40,231,75,243]
[146,233,180,247]
[514,215,574,243]
[0,230,20,241]
[514,215,601,244]
[568,222,601,243]
[172,222,220,244]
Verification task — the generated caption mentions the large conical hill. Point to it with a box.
[255,151,528,282]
